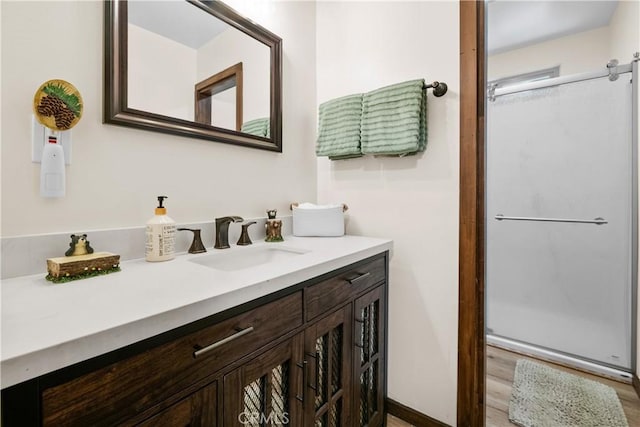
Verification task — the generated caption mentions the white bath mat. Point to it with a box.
[509,359,628,427]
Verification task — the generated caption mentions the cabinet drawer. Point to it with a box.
[305,256,385,321]
[136,382,217,427]
[42,291,303,427]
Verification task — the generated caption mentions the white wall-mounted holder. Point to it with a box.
[39,132,66,198]
[32,115,71,165]
[32,116,69,198]
[32,79,83,198]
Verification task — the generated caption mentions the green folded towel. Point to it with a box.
[329,153,364,161]
[316,93,363,158]
[361,79,427,156]
[241,117,270,137]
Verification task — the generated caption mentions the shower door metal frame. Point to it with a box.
[486,59,639,378]
[632,58,638,378]
[492,62,633,98]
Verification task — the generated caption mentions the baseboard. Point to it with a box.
[386,398,451,427]
[633,374,640,399]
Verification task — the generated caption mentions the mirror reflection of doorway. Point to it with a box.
[484,1,640,425]
[195,62,243,130]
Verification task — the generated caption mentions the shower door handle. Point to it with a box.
[494,214,607,225]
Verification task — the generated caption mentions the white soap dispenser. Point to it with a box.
[145,196,176,262]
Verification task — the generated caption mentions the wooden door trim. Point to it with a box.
[195,62,243,130]
[458,1,486,426]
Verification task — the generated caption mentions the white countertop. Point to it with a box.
[1,235,392,389]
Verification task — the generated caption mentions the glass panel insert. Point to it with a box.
[331,325,343,395]
[271,364,289,425]
[359,371,368,427]
[243,375,266,427]
[360,306,370,366]
[315,412,328,427]
[315,334,328,410]
[369,361,378,416]
[330,397,342,427]
[370,301,379,357]
[486,75,633,369]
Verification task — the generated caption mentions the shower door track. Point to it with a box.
[493,62,633,99]
[487,334,633,383]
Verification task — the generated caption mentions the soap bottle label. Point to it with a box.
[145,224,176,260]
[159,225,176,256]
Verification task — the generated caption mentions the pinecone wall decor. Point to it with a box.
[33,80,83,131]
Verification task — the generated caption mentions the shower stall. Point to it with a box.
[486,59,638,377]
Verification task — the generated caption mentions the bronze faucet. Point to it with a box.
[214,216,243,249]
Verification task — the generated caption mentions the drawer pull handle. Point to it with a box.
[295,360,307,403]
[306,352,319,391]
[314,351,320,393]
[347,272,371,285]
[193,326,254,358]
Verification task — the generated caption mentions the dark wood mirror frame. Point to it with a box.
[104,0,283,152]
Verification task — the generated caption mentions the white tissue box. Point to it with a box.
[292,204,345,237]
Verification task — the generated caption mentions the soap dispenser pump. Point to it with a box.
[145,196,176,262]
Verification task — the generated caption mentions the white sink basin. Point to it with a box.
[189,245,309,271]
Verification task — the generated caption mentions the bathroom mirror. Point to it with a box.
[104,0,282,152]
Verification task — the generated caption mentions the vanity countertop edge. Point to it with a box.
[0,235,392,389]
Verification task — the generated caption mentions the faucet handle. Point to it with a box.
[237,221,257,246]
[177,228,207,254]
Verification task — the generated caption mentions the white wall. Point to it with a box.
[316,2,459,424]
[609,0,639,63]
[128,24,197,121]
[211,91,237,130]
[488,26,610,80]
[0,0,317,237]
[490,0,639,81]
[198,27,271,123]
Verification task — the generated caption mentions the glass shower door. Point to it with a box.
[486,74,633,370]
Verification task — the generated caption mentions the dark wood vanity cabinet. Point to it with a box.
[354,286,386,427]
[305,305,353,426]
[1,252,388,427]
[136,382,218,427]
[223,333,305,426]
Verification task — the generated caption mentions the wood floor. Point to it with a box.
[384,346,640,427]
[387,414,413,426]
[486,345,640,427]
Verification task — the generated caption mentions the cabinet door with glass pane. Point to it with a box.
[304,306,353,427]
[353,286,385,427]
[223,334,304,427]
